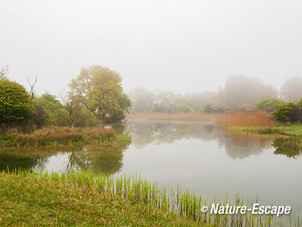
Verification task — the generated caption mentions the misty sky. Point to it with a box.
[1,0,301,96]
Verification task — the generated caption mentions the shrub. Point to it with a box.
[256,98,284,112]
[176,103,193,113]
[273,102,296,123]
[203,104,214,113]
[0,79,32,125]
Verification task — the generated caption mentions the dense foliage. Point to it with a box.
[0,79,32,126]
[69,65,131,122]
[256,98,284,112]
[273,99,302,123]
[203,104,214,113]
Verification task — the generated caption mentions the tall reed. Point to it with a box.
[216,110,274,134]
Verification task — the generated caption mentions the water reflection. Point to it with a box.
[126,121,216,149]
[66,146,126,174]
[126,120,278,159]
[216,130,273,159]
[273,137,302,158]
[0,121,300,175]
[0,151,47,172]
[0,141,130,174]
[1,120,301,222]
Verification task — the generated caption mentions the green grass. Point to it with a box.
[225,126,273,135]
[0,171,294,226]
[0,171,199,226]
[221,124,302,137]
[274,124,302,136]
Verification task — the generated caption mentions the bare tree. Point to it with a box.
[0,65,9,79]
[27,75,37,99]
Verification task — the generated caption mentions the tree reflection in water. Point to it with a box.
[216,130,273,160]
[1,121,300,175]
[0,148,53,172]
[126,120,216,149]
[66,144,129,174]
[273,136,302,158]
[126,120,300,160]
[0,133,130,175]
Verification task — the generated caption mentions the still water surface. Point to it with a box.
[1,120,301,218]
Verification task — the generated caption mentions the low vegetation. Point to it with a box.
[0,170,294,226]
[0,171,197,226]
[274,124,302,137]
[0,127,126,147]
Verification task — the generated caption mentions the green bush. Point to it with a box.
[203,104,214,113]
[177,103,193,113]
[256,98,284,112]
[272,102,301,123]
[0,79,32,126]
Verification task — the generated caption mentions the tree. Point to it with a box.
[255,98,285,112]
[281,76,302,102]
[64,89,97,128]
[203,104,214,113]
[128,87,154,113]
[273,103,295,123]
[177,103,193,113]
[0,79,32,126]
[27,76,37,100]
[69,65,131,122]
[36,93,69,126]
[217,75,278,106]
[30,100,49,127]
[0,65,9,80]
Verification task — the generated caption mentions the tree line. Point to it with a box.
[0,65,131,131]
[128,75,302,114]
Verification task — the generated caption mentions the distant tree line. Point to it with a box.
[128,87,216,113]
[2,63,302,129]
[128,75,302,114]
[0,65,131,131]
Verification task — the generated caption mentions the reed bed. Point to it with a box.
[0,126,120,147]
[3,170,297,227]
[127,112,217,122]
[216,110,274,134]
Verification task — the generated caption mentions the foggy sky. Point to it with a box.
[1,0,301,96]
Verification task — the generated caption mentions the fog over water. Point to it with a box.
[1,0,302,96]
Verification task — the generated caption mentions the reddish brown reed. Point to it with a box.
[101,128,115,138]
[216,110,273,128]
[89,127,102,139]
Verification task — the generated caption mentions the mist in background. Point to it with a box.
[1,0,302,96]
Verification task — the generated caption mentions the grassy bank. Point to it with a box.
[216,110,302,137]
[0,171,197,226]
[274,124,302,136]
[0,127,129,147]
[0,171,293,226]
